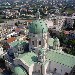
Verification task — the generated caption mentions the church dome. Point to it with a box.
[29,19,48,34]
[14,66,28,75]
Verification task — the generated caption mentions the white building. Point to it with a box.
[45,19,54,28]
[11,19,75,75]
[7,32,17,38]
[47,14,66,30]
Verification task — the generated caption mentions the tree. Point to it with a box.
[67,40,75,55]
[0,18,4,23]
[15,22,18,27]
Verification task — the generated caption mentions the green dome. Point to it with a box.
[29,19,48,34]
[14,66,28,75]
[53,37,60,46]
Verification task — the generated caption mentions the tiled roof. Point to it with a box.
[47,50,75,68]
[17,48,75,67]
[25,20,32,23]
[17,52,37,66]
[14,66,28,75]
[10,40,27,47]
[6,37,16,43]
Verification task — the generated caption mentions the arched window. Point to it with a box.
[39,41,41,45]
[32,41,34,45]
[64,72,68,75]
[54,68,57,72]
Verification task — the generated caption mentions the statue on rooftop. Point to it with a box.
[36,9,41,20]
[53,37,60,50]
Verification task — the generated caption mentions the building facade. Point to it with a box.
[12,19,75,75]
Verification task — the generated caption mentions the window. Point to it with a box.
[54,68,57,72]
[32,41,34,45]
[64,72,68,75]
[39,41,41,45]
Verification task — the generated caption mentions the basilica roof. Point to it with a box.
[17,52,37,66]
[14,49,75,71]
[13,38,75,68]
[10,41,27,48]
[16,47,75,68]
[29,19,48,34]
[46,50,75,68]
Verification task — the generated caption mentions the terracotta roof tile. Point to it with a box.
[25,20,32,22]
[6,37,16,43]
[15,28,20,32]
[64,31,69,35]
